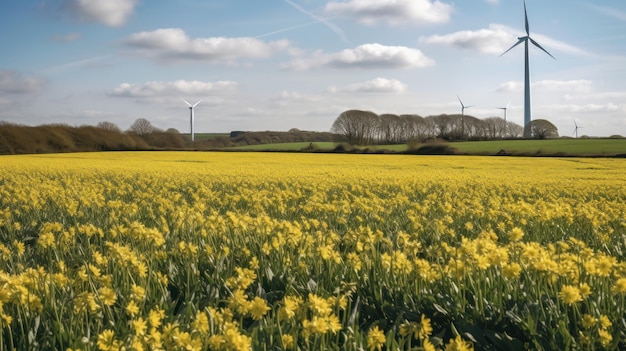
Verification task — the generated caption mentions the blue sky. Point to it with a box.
[1,0,625,137]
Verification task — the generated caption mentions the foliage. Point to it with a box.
[528,119,559,139]
[1,152,625,350]
[331,111,525,144]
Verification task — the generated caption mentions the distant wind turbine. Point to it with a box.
[182,99,202,142]
[498,102,511,122]
[501,0,556,138]
[457,95,473,139]
[573,119,583,138]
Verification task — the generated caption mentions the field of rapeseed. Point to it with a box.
[0,152,625,350]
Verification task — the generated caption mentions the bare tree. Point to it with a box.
[331,110,379,145]
[129,118,154,136]
[96,121,122,133]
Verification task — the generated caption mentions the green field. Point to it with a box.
[223,139,626,156]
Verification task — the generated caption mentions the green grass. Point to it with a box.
[450,138,626,155]
[222,138,625,156]
[189,133,230,140]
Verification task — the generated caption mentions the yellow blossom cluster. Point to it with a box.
[0,152,625,350]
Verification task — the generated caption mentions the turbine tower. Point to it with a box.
[501,0,555,138]
[182,99,202,142]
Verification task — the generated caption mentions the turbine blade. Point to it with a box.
[500,38,526,57]
[457,95,464,107]
[524,0,529,35]
[192,99,203,108]
[529,38,556,60]
[181,98,192,107]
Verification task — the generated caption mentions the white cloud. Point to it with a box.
[108,80,238,98]
[421,24,589,57]
[0,70,45,94]
[283,43,435,70]
[324,0,453,26]
[62,0,138,27]
[335,77,408,93]
[497,80,593,93]
[123,28,291,63]
[485,0,499,4]
[420,24,513,54]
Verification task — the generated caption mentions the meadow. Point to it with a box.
[225,138,626,156]
[0,152,625,350]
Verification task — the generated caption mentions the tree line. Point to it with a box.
[330,110,559,145]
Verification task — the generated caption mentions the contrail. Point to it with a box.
[255,20,318,39]
[283,0,349,44]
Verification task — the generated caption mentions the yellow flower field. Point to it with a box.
[0,152,625,350]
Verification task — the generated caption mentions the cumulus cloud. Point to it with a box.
[108,80,238,98]
[324,0,453,26]
[419,24,514,54]
[334,77,408,93]
[497,80,593,93]
[62,0,138,27]
[421,24,589,56]
[283,43,435,70]
[123,28,291,63]
[0,70,45,94]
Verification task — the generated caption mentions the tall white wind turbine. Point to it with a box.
[182,99,202,141]
[501,0,556,138]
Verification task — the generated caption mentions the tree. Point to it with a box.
[129,118,154,136]
[331,110,378,145]
[96,121,122,133]
[528,119,559,139]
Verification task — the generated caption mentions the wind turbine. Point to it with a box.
[501,0,556,138]
[181,99,202,141]
[573,119,583,138]
[498,103,511,137]
[457,95,473,116]
[457,95,473,139]
[498,102,511,122]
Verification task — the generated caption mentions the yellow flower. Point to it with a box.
[508,227,524,242]
[279,295,302,320]
[98,287,117,306]
[581,314,596,329]
[366,326,386,351]
[131,317,147,336]
[131,284,146,301]
[559,285,582,305]
[37,232,56,249]
[192,311,210,334]
[148,307,165,328]
[97,329,121,351]
[308,294,332,317]
[126,300,140,317]
[445,335,473,351]
[248,296,270,320]
[281,334,294,349]
[612,277,626,294]
[599,315,612,329]
[502,263,521,279]
[598,328,612,347]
